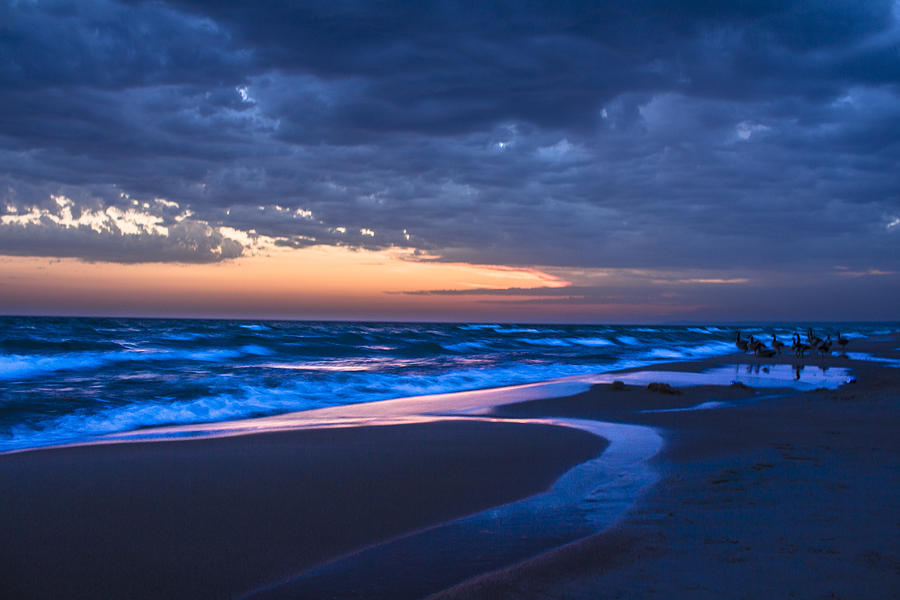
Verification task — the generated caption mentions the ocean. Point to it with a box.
[0,317,889,451]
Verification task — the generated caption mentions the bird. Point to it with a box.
[836,331,849,353]
[792,333,809,358]
[771,334,785,355]
[757,346,777,358]
[807,327,822,348]
[749,335,761,354]
[735,331,750,353]
[750,336,776,358]
[817,335,832,358]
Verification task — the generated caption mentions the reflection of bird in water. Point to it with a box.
[837,331,849,353]
[736,331,750,353]
[793,333,809,358]
[793,364,804,380]
[817,335,832,358]
[771,334,785,355]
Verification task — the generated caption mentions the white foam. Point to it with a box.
[516,337,572,347]
[640,401,727,413]
[240,344,275,356]
[647,349,684,359]
[0,346,249,381]
[0,353,108,380]
[443,341,488,352]
[678,341,736,357]
[569,337,615,347]
[845,352,900,367]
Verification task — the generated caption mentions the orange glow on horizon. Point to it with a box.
[0,246,574,321]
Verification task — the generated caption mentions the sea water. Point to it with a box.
[0,317,890,451]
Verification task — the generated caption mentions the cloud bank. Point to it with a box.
[1,0,898,288]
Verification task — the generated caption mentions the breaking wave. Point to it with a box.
[0,317,889,451]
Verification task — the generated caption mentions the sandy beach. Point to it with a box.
[434,334,900,599]
[2,333,898,599]
[0,421,603,599]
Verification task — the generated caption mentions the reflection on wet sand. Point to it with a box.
[588,363,851,391]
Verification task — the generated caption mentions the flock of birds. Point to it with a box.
[735,328,849,359]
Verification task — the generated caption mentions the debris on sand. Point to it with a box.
[647,382,682,395]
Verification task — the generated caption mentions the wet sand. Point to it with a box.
[0,420,604,599]
[3,333,898,599]
[432,334,900,599]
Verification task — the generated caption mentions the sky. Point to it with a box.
[1,0,899,322]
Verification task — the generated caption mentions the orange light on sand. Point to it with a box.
[0,246,570,321]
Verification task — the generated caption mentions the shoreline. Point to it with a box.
[2,327,887,456]
[242,418,660,600]
[2,332,897,598]
[0,420,605,599]
[431,333,900,598]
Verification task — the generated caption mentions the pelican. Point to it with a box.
[771,334,785,355]
[736,331,750,353]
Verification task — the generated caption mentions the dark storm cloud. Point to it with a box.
[1,0,898,282]
[0,0,248,90]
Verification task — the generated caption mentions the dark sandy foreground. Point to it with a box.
[0,420,604,599]
[432,334,900,599]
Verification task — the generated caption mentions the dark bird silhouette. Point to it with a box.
[817,335,832,358]
[736,331,750,353]
[757,346,777,358]
[793,333,809,358]
[771,334,785,355]
[750,336,776,358]
[836,331,849,353]
[749,335,761,354]
[807,327,822,348]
